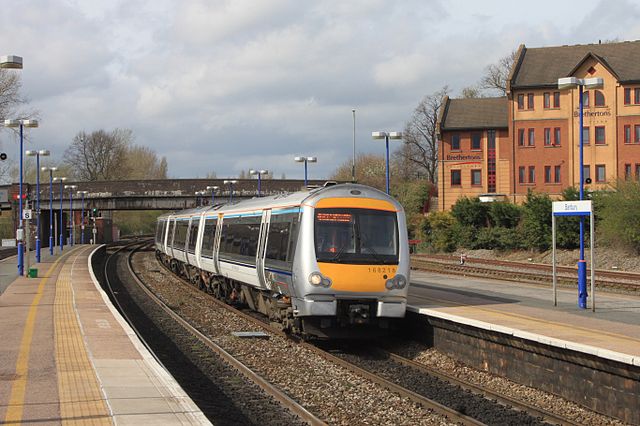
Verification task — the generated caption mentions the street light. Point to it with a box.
[294,156,317,187]
[42,167,58,255]
[77,191,88,244]
[0,55,23,69]
[4,119,38,275]
[65,185,77,246]
[26,150,50,263]
[223,180,238,202]
[195,190,205,207]
[557,76,604,309]
[53,177,67,252]
[372,131,402,194]
[206,186,219,205]
[249,169,268,196]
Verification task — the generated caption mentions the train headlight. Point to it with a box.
[394,274,407,289]
[309,272,324,286]
[385,279,395,289]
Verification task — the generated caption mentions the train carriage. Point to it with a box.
[156,183,410,338]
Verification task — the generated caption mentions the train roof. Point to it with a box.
[157,183,402,220]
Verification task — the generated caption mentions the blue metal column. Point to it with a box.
[17,124,24,275]
[49,171,54,255]
[35,153,41,262]
[578,85,587,309]
[59,180,64,252]
[385,135,390,195]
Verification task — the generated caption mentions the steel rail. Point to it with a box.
[382,349,583,426]
[127,242,327,426]
[151,246,485,426]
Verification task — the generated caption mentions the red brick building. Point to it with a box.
[437,40,640,210]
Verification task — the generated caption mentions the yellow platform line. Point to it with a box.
[54,248,112,425]
[4,249,76,424]
[411,292,640,344]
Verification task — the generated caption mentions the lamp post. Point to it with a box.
[65,185,77,246]
[42,167,58,255]
[557,76,604,309]
[26,150,50,263]
[372,131,402,195]
[223,180,238,202]
[77,191,88,244]
[249,169,268,196]
[206,186,219,205]
[294,156,317,187]
[4,119,38,275]
[53,177,67,252]
[195,190,205,207]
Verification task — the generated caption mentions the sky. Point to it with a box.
[2,0,640,181]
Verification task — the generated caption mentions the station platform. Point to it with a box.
[407,269,640,366]
[0,244,210,425]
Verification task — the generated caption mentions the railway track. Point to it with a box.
[412,254,640,293]
[101,240,318,426]
[134,241,601,425]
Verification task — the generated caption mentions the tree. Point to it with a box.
[331,153,386,191]
[64,129,132,181]
[0,69,24,121]
[125,145,168,179]
[460,85,484,98]
[400,86,449,183]
[480,49,518,96]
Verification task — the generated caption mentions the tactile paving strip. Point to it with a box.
[54,253,112,425]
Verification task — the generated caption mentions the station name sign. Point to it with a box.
[446,154,482,161]
[552,200,592,216]
[573,108,611,118]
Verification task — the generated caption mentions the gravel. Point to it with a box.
[133,251,455,426]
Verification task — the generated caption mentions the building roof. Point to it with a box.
[440,97,508,130]
[512,40,640,88]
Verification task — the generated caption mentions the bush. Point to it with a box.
[598,180,640,253]
[521,191,552,251]
[451,197,489,228]
[488,202,522,228]
[393,180,433,216]
[424,211,456,252]
[473,226,523,250]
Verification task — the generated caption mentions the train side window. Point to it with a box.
[187,218,200,254]
[173,220,189,250]
[201,218,217,258]
[265,213,299,263]
[169,220,177,247]
[219,215,261,264]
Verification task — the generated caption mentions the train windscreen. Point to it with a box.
[314,208,398,264]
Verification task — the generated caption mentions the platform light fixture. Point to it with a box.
[77,191,88,244]
[53,177,67,252]
[557,76,604,309]
[42,167,58,255]
[64,184,77,246]
[223,180,238,202]
[294,156,316,187]
[249,169,268,196]
[372,131,402,194]
[26,150,50,262]
[5,118,38,275]
[206,185,219,206]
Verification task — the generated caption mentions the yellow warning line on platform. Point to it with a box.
[4,248,76,424]
[55,247,111,425]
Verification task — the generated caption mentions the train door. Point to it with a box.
[212,215,223,274]
[256,209,272,290]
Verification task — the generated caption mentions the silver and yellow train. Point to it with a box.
[155,183,410,338]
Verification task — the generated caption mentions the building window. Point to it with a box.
[554,165,561,183]
[553,91,560,108]
[582,127,590,144]
[527,93,534,110]
[544,166,551,183]
[528,166,535,183]
[583,91,590,108]
[517,94,525,110]
[554,127,561,145]
[543,92,550,109]
[583,165,591,183]
[451,170,461,186]
[451,134,460,150]
[594,90,605,107]
[518,129,525,146]
[544,128,551,146]
[636,125,640,143]
[471,132,482,150]
[528,128,535,146]
[625,164,632,180]
[595,126,605,145]
[625,88,631,105]
[635,88,640,104]
[518,166,525,184]
[471,169,481,186]
[596,165,606,183]
[625,125,632,144]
